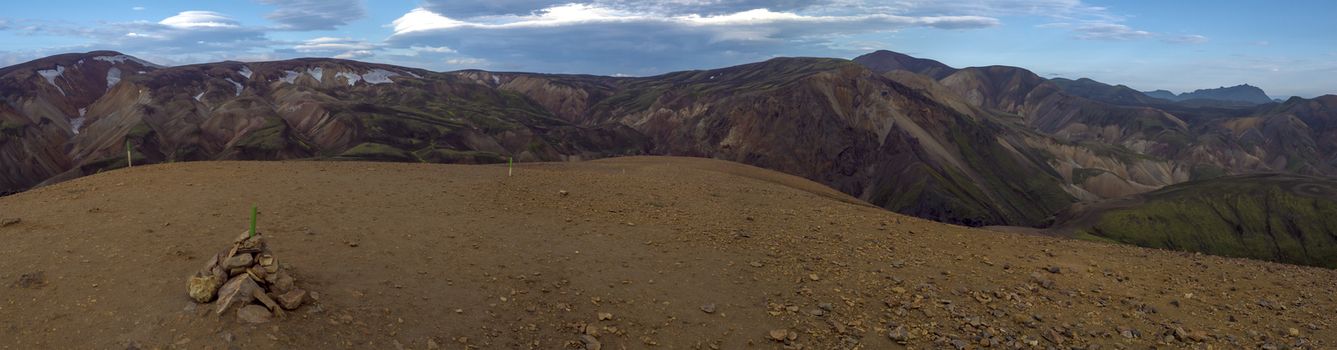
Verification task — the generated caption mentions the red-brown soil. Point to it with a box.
[1,156,1333,349]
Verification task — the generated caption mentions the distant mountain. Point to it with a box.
[1141,84,1274,105]
[852,50,958,79]
[1049,77,1168,106]
[1143,89,1178,100]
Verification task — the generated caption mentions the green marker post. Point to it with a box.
[508,157,513,177]
[250,205,258,237]
[125,140,133,168]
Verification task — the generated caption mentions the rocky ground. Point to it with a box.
[0,156,1334,349]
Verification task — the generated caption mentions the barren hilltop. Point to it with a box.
[1,157,1333,349]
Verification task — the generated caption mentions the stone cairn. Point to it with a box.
[186,230,307,323]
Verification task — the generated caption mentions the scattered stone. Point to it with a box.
[426,338,440,350]
[768,329,790,342]
[1288,327,1300,337]
[808,273,820,281]
[598,312,613,321]
[1029,272,1055,289]
[888,326,908,343]
[749,261,764,268]
[700,303,716,314]
[0,217,20,227]
[14,271,46,289]
[580,334,602,350]
[559,190,570,196]
[237,305,273,324]
[1045,266,1061,274]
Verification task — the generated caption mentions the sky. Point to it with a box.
[0,0,1332,98]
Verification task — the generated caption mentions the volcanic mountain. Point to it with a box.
[3,50,1337,267]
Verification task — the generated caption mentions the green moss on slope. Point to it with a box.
[1080,175,1337,268]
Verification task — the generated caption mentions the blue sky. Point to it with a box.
[0,1,1332,98]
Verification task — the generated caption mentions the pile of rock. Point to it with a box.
[186,231,307,323]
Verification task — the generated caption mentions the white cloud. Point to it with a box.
[388,3,996,74]
[1163,34,1208,45]
[392,5,996,35]
[295,37,376,52]
[445,58,487,65]
[159,11,241,29]
[132,6,146,11]
[335,50,375,59]
[258,0,367,31]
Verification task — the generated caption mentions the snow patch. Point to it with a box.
[362,69,399,84]
[405,71,422,79]
[238,67,253,79]
[106,67,122,89]
[491,75,500,85]
[306,67,324,82]
[335,72,361,86]
[280,70,300,84]
[79,108,86,117]
[37,66,66,96]
[225,78,242,96]
[70,117,85,134]
[93,54,159,67]
[194,91,205,101]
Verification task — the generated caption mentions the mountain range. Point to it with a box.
[1143,84,1276,105]
[2,49,1335,267]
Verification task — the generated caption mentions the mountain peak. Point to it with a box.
[852,50,958,79]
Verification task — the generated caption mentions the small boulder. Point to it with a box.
[187,274,224,303]
[222,253,254,270]
[216,276,261,315]
[0,217,20,227]
[277,289,307,310]
[237,305,273,324]
[271,271,295,294]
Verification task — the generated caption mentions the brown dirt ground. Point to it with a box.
[0,156,1334,349]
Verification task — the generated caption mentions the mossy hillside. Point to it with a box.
[1080,175,1337,268]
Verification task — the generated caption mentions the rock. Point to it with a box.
[272,271,295,294]
[749,261,764,267]
[216,276,261,315]
[768,329,790,342]
[238,305,273,324]
[222,253,254,270]
[1045,266,1061,274]
[559,190,570,196]
[247,266,268,282]
[1029,272,1055,289]
[700,303,716,314]
[1288,327,1300,337]
[0,217,20,227]
[597,312,613,321]
[14,271,46,289]
[277,288,307,310]
[808,273,820,281]
[426,338,440,350]
[235,234,266,253]
[580,334,601,350]
[888,326,908,343]
[187,274,224,303]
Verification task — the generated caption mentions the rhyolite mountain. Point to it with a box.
[4,50,1337,265]
[1141,84,1275,105]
